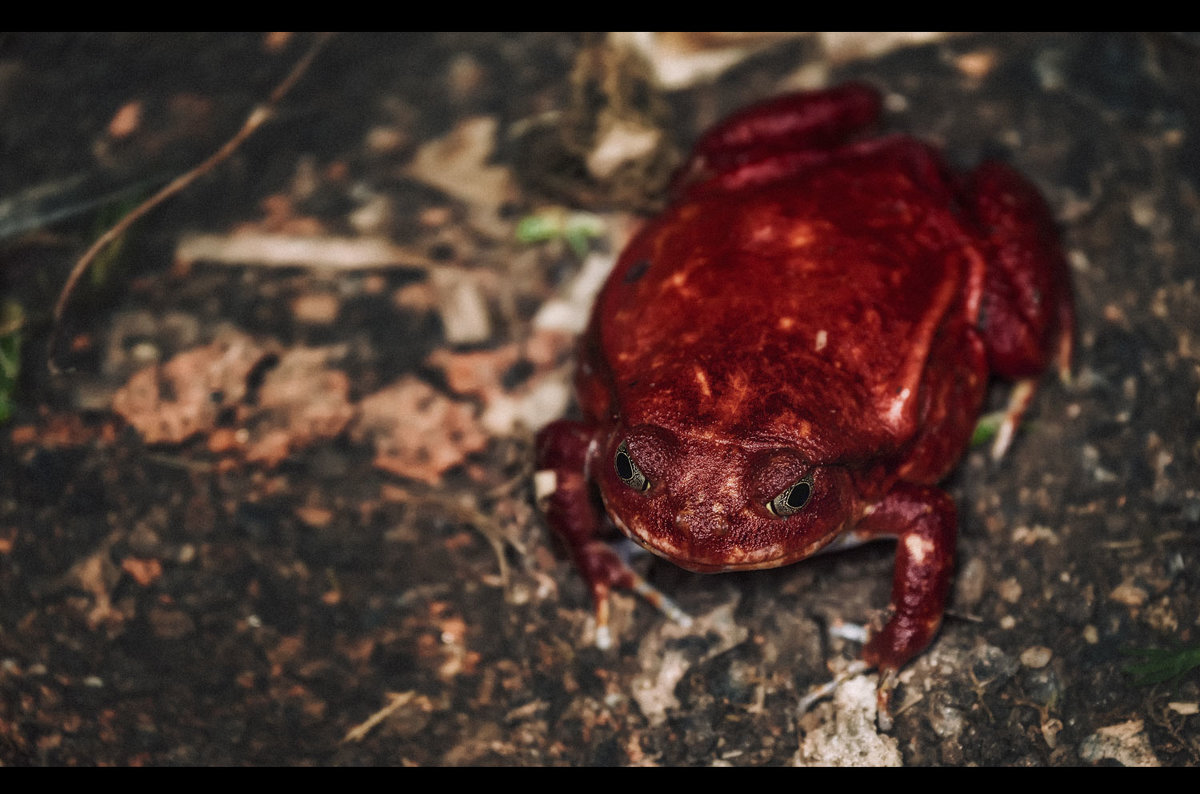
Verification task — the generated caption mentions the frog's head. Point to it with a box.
[596,424,856,572]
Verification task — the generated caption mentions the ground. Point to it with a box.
[0,32,1198,766]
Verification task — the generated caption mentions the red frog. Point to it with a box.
[536,83,1072,695]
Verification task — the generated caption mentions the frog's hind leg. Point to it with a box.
[672,82,882,198]
[964,161,1074,459]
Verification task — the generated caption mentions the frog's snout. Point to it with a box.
[674,501,732,539]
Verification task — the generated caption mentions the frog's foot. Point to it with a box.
[989,304,1073,461]
[579,541,693,650]
[797,659,899,731]
[797,659,871,715]
[592,573,693,649]
[631,572,694,628]
[1053,304,1074,387]
[991,378,1037,461]
[875,668,899,732]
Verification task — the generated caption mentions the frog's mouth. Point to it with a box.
[605,503,801,573]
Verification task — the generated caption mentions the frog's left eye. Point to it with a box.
[766,476,813,517]
[615,440,650,492]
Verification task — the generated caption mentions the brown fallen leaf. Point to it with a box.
[406,116,518,239]
[121,557,164,587]
[351,375,488,485]
[112,329,274,445]
[57,532,124,628]
[427,330,575,436]
[295,506,334,529]
[427,344,522,399]
[113,329,356,467]
[244,346,357,466]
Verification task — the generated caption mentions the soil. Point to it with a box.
[1,32,1198,766]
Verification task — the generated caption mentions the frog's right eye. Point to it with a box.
[615,440,650,492]
[765,475,813,517]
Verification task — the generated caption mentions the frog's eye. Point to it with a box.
[614,440,650,493]
[766,476,813,517]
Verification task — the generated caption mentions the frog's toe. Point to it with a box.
[631,573,694,628]
[875,668,899,732]
[796,659,870,715]
[587,570,693,649]
[594,624,613,651]
[991,378,1037,461]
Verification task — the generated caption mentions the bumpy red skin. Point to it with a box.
[537,83,1073,672]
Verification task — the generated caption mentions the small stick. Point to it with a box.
[341,691,415,743]
[48,32,335,374]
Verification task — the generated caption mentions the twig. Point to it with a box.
[342,691,415,744]
[47,32,335,375]
[175,232,438,270]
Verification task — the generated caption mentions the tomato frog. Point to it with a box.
[535,82,1072,711]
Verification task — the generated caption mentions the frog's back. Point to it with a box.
[590,153,983,463]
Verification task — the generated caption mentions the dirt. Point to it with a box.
[1,32,1198,766]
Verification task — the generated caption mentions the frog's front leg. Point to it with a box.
[535,420,690,649]
[853,483,956,681]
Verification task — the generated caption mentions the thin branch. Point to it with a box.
[48,32,335,374]
[341,691,416,744]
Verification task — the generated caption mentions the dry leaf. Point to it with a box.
[112,330,274,445]
[407,116,517,239]
[352,376,488,485]
[245,347,356,466]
